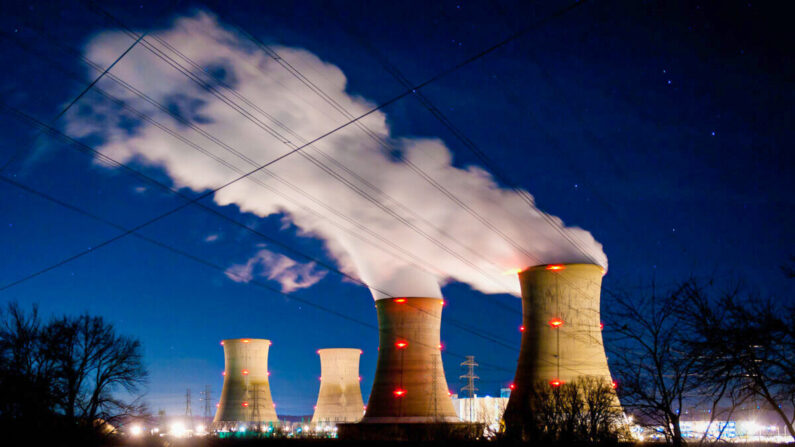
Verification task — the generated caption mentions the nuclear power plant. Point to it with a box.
[502,263,617,433]
[213,338,278,430]
[312,348,365,424]
[361,297,458,423]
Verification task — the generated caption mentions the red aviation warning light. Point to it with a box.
[550,379,563,387]
[612,381,618,389]
[440,300,446,306]
[600,322,605,330]
[393,389,406,397]
[438,343,444,350]
[519,325,526,332]
[241,369,249,375]
[395,340,408,349]
[241,402,249,407]
[546,264,565,271]
[509,383,516,390]
[549,318,564,328]
[242,339,250,343]
[394,298,407,303]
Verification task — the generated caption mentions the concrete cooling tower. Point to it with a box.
[361,297,458,423]
[503,263,617,433]
[213,338,277,429]
[312,348,365,424]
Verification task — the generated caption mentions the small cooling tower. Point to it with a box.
[503,264,617,434]
[213,338,277,429]
[361,297,458,423]
[312,348,365,424]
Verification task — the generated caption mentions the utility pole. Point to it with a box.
[460,356,478,422]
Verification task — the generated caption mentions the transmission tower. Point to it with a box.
[185,388,193,420]
[459,356,479,422]
[200,385,212,421]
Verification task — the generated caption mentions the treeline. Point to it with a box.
[0,302,146,445]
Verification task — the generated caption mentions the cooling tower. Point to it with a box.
[213,338,277,429]
[503,263,616,433]
[361,297,458,423]
[312,348,365,424]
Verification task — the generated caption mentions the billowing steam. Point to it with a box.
[64,12,606,299]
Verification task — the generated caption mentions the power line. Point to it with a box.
[0,174,520,374]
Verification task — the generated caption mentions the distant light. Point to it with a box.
[612,381,618,389]
[267,371,270,376]
[549,318,564,328]
[242,339,250,343]
[440,300,446,306]
[393,389,406,397]
[242,369,249,375]
[268,341,272,346]
[273,403,276,408]
[316,350,320,355]
[546,264,565,271]
[550,379,563,387]
[395,340,408,349]
[600,322,605,330]
[358,376,362,381]
[448,390,452,396]
[170,422,187,438]
[359,350,363,355]
[129,425,143,436]
[195,424,205,433]
[222,371,226,376]
[509,383,515,390]
[438,343,444,350]
[220,341,224,346]
[519,325,525,332]
[242,402,249,407]
[394,298,406,303]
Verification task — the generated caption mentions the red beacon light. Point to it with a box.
[509,383,516,390]
[395,340,408,349]
[438,343,444,350]
[440,300,446,306]
[550,379,563,387]
[222,371,226,376]
[600,322,605,330]
[393,389,406,397]
[241,369,249,375]
[394,298,407,303]
[241,402,249,407]
[519,325,526,332]
[549,318,564,328]
[242,339,250,343]
[546,264,565,271]
[612,381,618,389]
[220,341,224,346]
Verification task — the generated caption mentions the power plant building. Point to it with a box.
[312,348,365,424]
[213,338,278,430]
[361,297,459,423]
[503,263,618,434]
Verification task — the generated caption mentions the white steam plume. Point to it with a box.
[64,12,607,299]
[225,247,327,293]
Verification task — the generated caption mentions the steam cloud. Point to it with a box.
[64,12,607,299]
[225,247,327,293]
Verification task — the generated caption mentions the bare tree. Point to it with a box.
[681,281,795,441]
[0,303,147,443]
[512,377,626,443]
[603,283,697,447]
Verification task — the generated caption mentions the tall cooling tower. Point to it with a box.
[361,297,458,423]
[213,338,277,429]
[312,348,365,424]
[503,263,616,432]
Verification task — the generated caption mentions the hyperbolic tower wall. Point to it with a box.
[312,348,365,424]
[361,297,458,423]
[213,338,277,428]
[503,263,616,432]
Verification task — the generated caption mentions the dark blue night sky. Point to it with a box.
[0,0,792,416]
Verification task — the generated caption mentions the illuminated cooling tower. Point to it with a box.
[361,297,458,423]
[503,264,616,432]
[312,348,365,424]
[213,338,277,429]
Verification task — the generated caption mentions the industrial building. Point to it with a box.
[361,297,459,423]
[503,263,618,434]
[451,391,510,434]
[213,338,278,430]
[312,348,365,424]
